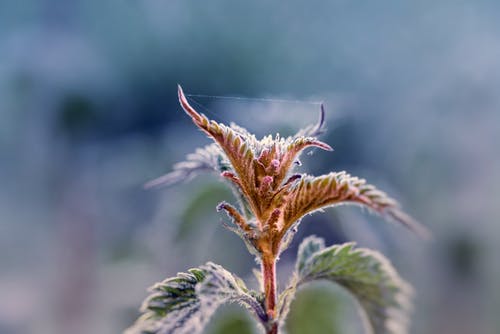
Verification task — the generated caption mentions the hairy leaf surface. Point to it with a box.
[295,235,325,274]
[282,172,430,238]
[145,144,228,188]
[125,262,265,334]
[291,238,413,334]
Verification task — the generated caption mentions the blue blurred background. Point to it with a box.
[1,1,499,333]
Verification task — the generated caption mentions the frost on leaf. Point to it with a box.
[125,262,265,334]
[295,235,325,274]
[282,172,430,239]
[151,86,427,259]
[177,85,332,224]
[178,85,258,207]
[145,144,228,188]
[137,87,427,334]
[147,88,328,192]
[288,237,413,334]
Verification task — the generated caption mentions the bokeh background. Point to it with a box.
[1,1,499,333]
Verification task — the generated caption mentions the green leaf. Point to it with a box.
[294,238,413,334]
[125,262,266,334]
[296,235,326,274]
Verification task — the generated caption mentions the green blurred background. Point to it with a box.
[1,1,499,333]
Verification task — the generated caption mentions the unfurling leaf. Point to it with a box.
[284,237,413,334]
[125,262,266,334]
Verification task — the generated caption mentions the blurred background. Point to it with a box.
[1,1,499,333]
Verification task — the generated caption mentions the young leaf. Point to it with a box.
[295,239,413,334]
[177,85,332,223]
[282,172,430,239]
[178,85,260,212]
[125,262,266,334]
[145,143,228,188]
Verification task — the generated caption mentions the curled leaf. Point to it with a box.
[279,236,414,334]
[293,103,327,138]
[298,241,413,334]
[125,262,266,334]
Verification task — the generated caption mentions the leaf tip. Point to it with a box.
[216,201,228,212]
[388,209,433,241]
[143,174,175,189]
[177,84,202,122]
[319,141,334,151]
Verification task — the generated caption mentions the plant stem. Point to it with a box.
[262,254,278,334]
